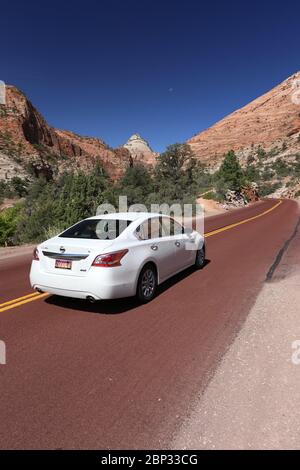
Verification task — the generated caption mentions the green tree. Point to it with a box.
[244,164,260,183]
[215,150,245,197]
[15,163,111,243]
[152,143,207,204]
[118,164,153,206]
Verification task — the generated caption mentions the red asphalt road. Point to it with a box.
[0,199,299,449]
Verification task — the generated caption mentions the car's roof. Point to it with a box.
[88,212,165,222]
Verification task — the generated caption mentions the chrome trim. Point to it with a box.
[42,251,89,261]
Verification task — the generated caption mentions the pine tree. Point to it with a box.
[215,150,245,196]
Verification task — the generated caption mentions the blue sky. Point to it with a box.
[1,0,299,152]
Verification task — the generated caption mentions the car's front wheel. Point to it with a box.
[195,245,206,269]
[137,264,157,303]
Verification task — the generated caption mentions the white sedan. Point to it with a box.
[30,212,205,303]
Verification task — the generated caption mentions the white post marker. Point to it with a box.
[0,340,6,365]
[0,80,6,105]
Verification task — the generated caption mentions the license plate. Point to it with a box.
[55,259,72,270]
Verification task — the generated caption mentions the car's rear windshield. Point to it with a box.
[59,219,132,240]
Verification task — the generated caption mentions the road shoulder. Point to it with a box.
[0,244,34,260]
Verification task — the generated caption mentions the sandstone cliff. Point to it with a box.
[0,86,155,181]
[123,134,157,165]
[188,72,300,168]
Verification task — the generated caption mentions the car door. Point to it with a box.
[136,217,176,282]
[162,217,194,272]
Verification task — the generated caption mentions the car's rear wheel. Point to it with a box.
[195,245,206,269]
[137,264,157,303]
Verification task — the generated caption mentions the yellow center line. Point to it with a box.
[0,200,283,314]
[204,200,282,237]
[0,293,49,313]
[0,291,41,307]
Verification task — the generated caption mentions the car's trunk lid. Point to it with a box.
[39,238,114,276]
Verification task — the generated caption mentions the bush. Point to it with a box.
[0,204,24,246]
[201,191,220,201]
[273,158,292,177]
[0,177,29,201]
[261,168,275,181]
[258,182,281,197]
[257,146,267,159]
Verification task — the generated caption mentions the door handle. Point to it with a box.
[151,244,158,251]
[175,241,181,247]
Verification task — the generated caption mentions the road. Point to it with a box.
[0,198,299,449]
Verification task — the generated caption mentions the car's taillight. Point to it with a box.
[92,249,128,267]
[33,247,39,260]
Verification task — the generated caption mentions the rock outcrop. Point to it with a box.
[0,86,155,181]
[188,72,300,168]
[123,133,157,165]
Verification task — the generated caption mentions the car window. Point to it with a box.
[135,218,162,240]
[161,217,184,236]
[59,219,131,240]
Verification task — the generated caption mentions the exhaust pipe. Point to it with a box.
[86,295,96,304]
[35,288,44,293]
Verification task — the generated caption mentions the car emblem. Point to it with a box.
[60,246,66,253]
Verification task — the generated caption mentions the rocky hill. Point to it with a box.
[188,72,300,166]
[0,86,155,182]
[188,71,300,198]
[123,134,157,164]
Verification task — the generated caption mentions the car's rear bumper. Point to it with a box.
[30,261,137,300]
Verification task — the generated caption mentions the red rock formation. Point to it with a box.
[0,86,155,181]
[123,134,157,165]
[188,72,300,166]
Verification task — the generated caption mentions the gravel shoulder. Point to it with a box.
[172,201,300,450]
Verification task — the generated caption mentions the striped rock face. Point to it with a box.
[188,72,300,169]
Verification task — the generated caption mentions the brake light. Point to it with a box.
[33,247,39,260]
[92,249,128,267]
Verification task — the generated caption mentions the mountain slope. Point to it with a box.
[188,72,300,168]
[0,86,155,181]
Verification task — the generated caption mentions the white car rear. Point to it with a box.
[30,212,205,303]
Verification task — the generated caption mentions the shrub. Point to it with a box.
[273,158,292,177]
[0,204,24,246]
[258,182,281,197]
[201,191,220,201]
[257,146,266,159]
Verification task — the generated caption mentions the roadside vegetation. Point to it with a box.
[0,144,212,245]
[0,204,23,246]
[1,142,299,246]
